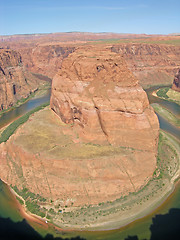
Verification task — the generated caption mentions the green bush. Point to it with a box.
[49,208,56,215]
[156,87,169,99]
[26,200,45,217]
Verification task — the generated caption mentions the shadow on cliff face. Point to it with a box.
[0,217,86,240]
[125,208,180,240]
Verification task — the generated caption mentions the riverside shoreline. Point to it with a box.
[152,88,180,106]
[0,85,180,234]
[6,129,180,231]
[151,103,180,128]
[51,131,180,231]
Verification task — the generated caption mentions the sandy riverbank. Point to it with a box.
[7,184,71,238]
[151,103,180,128]
[2,106,180,231]
[1,85,180,232]
[152,88,180,106]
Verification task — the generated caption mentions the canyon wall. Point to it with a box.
[18,44,75,78]
[172,69,180,92]
[2,35,179,87]
[111,43,180,87]
[0,48,38,111]
[19,42,180,87]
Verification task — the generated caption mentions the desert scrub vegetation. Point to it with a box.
[156,87,169,99]
[8,131,179,228]
[11,185,47,202]
[0,102,49,143]
[26,200,46,218]
[157,132,179,179]
[11,185,48,218]
[156,87,180,105]
[151,103,180,127]
[53,131,180,227]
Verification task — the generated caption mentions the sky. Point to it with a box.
[0,0,180,35]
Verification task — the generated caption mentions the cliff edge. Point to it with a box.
[0,48,38,111]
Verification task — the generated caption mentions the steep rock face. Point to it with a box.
[8,41,180,87]
[172,69,180,92]
[0,107,158,206]
[111,43,180,87]
[51,47,159,151]
[0,48,38,111]
[19,45,75,78]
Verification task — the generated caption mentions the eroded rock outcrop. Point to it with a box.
[172,69,180,92]
[51,47,159,151]
[0,48,38,111]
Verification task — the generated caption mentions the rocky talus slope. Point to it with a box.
[0,48,38,111]
[172,69,180,92]
[111,43,180,87]
[0,47,159,208]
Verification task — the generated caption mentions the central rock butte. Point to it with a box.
[51,46,159,151]
[0,46,159,208]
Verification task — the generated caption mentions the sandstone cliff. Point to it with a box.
[111,43,180,87]
[50,47,159,150]
[19,45,75,78]
[1,34,180,88]
[172,69,180,92]
[0,48,38,111]
[19,42,180,88]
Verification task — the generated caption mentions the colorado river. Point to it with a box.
[0,84,179,240]
[146,85,180,139]
[0,89,51,129]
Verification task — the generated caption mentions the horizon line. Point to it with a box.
[0,31,178,37]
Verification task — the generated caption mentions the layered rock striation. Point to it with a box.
[51,47,159,151]
[172,69,180,92]
[19,45,75,78]
[111,43,180,87]
[0,48,38,111]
